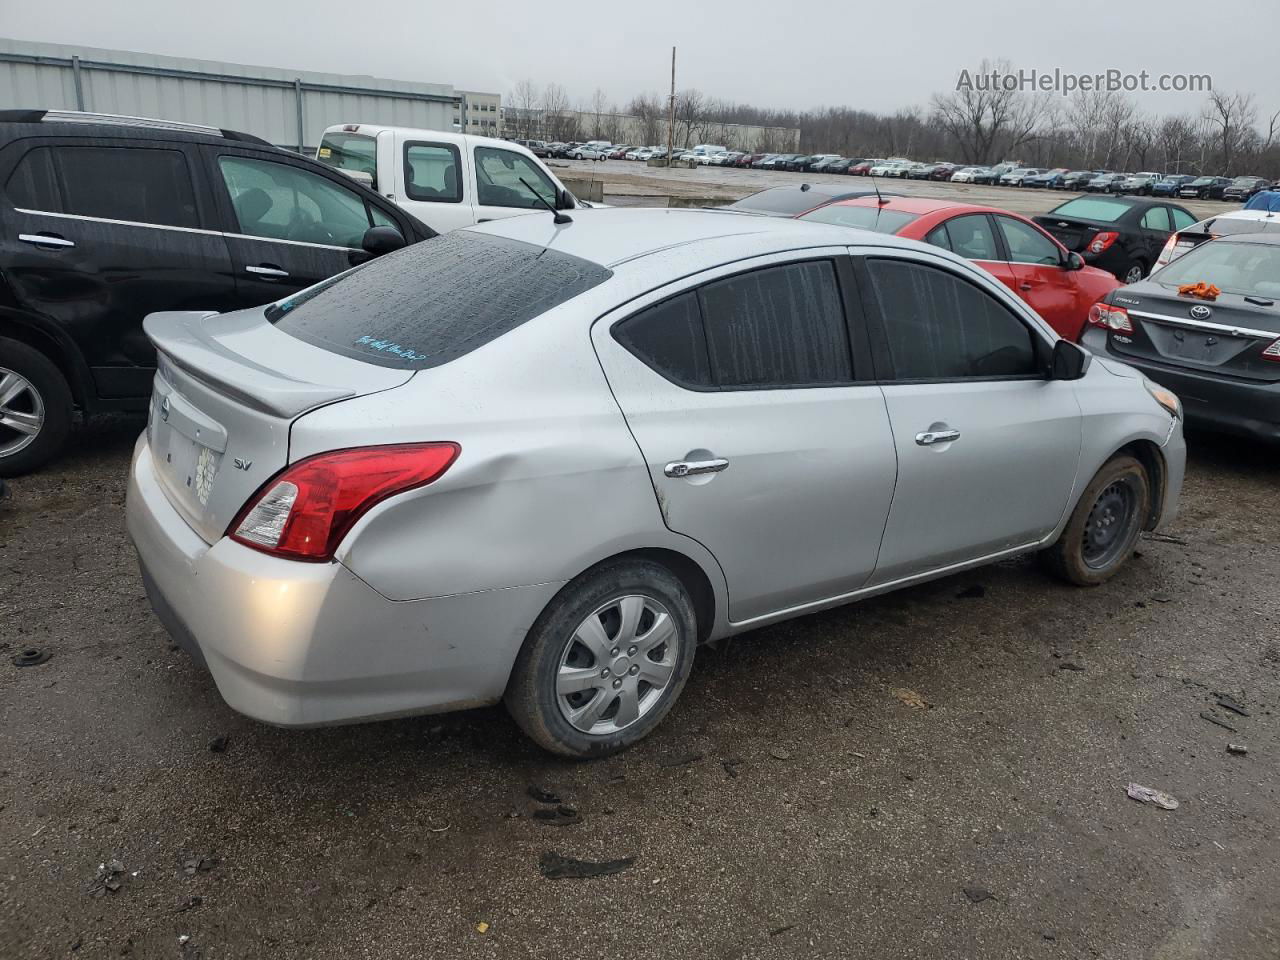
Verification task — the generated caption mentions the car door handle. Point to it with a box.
[664,458,729,478]
[915,429,961,446]
[18,233,74,248]
[1018,283,1033,291]
[245,265,289,278]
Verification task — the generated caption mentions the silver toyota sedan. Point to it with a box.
[126,208,1185,757]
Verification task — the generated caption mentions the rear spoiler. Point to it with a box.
[144,311,356,418]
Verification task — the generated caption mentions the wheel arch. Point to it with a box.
[0,310,94,412]
[1114,438,1167,530]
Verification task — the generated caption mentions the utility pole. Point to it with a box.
[666,47,676,166]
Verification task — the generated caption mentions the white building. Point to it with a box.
[456,91,502,136]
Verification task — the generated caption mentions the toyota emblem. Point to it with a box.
[1189,305,1212,321]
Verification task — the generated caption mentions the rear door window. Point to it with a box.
[699,261,852,387]
[865,258,1038,381]
[1141,207,1172,232]
[268,231,612,368]
[4,146,59,209]
[19,145,200,228]
[404,142,463,203]
[612,260,855,389]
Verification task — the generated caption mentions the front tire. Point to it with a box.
[0,338,73,477]
[505,559,697,757]
[1121,260,1146,284]
[1042,456,1149,586]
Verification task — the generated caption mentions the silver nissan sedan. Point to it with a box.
[126,208,1185,757]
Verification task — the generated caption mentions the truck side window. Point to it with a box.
[474,147,558,209]
[403,143,463,204]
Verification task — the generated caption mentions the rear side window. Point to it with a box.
[613,293,712,388]
[866,259,1037,381]
[997,216,1061,265]
[5,146,59,209]
[57,146,198,227]
[317,132,378,185]
[7,145,199,227]
[269,231,611,369]
[1170,208,1197,231]
[1048,196,1131,223]
[1141,207,1171,232]
[404,143,462,203]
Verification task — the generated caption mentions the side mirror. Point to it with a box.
[361,225,406,257]
[556,188,578,211]
[1051,339,1091,380]
[1064,251,1085,271]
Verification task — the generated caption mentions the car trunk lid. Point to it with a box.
[1105,285,1280,381]
[1034,214,1107,254]
[143,309,414,544]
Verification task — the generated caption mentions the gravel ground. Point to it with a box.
[2,414,1278,959]
[549,158,1234,220]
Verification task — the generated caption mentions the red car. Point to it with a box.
[848,160,876,176]
[796,197,1120,340]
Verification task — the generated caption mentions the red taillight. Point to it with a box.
[1262,339,1280,363]
[1155,234,1178,269]
[1086,301,1134,334]
[228,443,460,562]
[1089,231,1120,255]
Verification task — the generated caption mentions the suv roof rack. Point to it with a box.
[0,109,271,146]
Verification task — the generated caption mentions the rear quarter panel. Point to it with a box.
[287,285,729,623]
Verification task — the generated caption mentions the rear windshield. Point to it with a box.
[1154,240,1280,299]
[1190,216,1280,238]
[267,232,612,369]
[317,133,378,186]
[729,188,840,216]
[1048,197,1131,223]
[798,204,920,234]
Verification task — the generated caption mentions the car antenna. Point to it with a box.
[520,177,572,225]
[871,175,889,206]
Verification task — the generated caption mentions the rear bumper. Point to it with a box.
[1082,329,1280,442]
[125,436,562,727]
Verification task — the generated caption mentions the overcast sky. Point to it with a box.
[2,0,1275,123]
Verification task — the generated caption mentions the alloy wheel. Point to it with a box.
[0,367,45,458]
[556,595,680,735]
[1123,264,1145,284]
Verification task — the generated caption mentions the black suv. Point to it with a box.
[0,110,435,475]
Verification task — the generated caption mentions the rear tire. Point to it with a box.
[1121,260,1147,285]
[1042,455,1149,586]
[505,559,697,758]
[0,337,73,477]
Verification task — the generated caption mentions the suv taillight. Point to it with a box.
[1087,302,1134,333]
[1155,234,1179,269]
[229,443,460,562]
[1262,339,1280,363]
[1089,231,1120,255]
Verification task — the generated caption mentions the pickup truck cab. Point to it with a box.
[317,124,584,232]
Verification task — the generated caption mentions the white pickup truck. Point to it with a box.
[316,123,588,233]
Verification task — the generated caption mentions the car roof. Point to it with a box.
[1210,231,1280,246]
[0,108,270,146]
[1194,209,1280,224]
[321,122,532,154]
[467,207,924,268]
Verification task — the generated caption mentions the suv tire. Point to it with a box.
[505,559,697,757]
[0,337,73,477]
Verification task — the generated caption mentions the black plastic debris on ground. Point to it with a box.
[12,647,51,667]
[963,887,995,903]
[656,751,703,768]
[1215,694,1250,717]
[531,805,580,826]
[956,585,986,599]
[1200,712,1238,733]
[539,851,634,879]
[207,735,229,754]
[1059,662,1086,672]
[527,785,561,805]
[88,859,126,897]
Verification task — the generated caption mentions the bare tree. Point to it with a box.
[627,94,664,146]
[930,59,1050,163]
[1202,90,1257,174]
[589,88,609,140]
[541,83,573,142]
[673,89,705,148]
[509,79,540,140]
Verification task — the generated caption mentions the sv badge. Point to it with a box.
[232,457,253,471]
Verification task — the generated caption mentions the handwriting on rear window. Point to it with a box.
[353,335,428,363]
